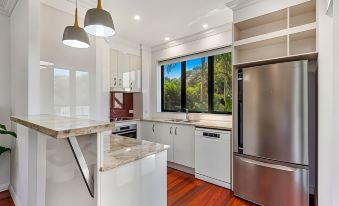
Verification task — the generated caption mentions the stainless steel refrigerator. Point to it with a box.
[233,60,317,206]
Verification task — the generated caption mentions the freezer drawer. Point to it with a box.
[233,155,308,206]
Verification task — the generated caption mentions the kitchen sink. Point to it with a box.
[165,119,199,123]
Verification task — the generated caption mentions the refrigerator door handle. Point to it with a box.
[240,158,296,172]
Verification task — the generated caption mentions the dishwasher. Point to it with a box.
[195,128,231,189]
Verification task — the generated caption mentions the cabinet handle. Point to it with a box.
[175,127,177,135]
[152,124,155,133]
[130,82,133,90]
[118,79,122,87]
[113,77,117,86]
[170,127,172,135]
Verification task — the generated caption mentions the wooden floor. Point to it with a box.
[168,168,254,206]
[0,168,314,206]
[0,191,14,206]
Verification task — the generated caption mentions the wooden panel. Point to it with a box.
[0,191,15,206]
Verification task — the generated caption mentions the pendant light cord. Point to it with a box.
[74,0,79,27]
[97,0,102,10]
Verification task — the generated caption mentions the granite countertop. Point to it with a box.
[101,135,169,172]
[11,115,115,139]
[142,118,232,131]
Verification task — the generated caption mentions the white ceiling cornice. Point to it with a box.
[151,23,232,52]
[0,0,18,16]
[225,0,264,11]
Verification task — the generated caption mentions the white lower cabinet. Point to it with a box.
[140,121,195,168]
[173,125,195,168]
[139,121,156,142]
[155,123,174,162]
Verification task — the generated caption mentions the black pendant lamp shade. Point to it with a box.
[84,0,115,37]
[62,1,90,48]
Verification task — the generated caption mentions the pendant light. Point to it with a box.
[84,0,115,37]
[62,0,90,48]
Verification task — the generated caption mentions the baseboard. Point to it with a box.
[9,184,22,206]
[167,162,195,175]
[0,183,9,192]
[195,173,231,189]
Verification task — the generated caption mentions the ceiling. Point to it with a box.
[42,0,233,47]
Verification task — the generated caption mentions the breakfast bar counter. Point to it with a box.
[11,115,169,206]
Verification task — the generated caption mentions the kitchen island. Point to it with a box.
[10,115,169,206]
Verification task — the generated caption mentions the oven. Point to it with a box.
[112,123,137,139]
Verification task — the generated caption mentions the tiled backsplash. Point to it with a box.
[110,92,134,121]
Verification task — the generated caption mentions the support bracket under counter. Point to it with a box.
[68,136,95,198]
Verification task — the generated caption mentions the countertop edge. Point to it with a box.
[141,119,232,131]
[10,116,115,139]
[100,147,168,172]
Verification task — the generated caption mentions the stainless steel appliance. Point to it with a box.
[112,122,137,138]
[233,60,317,206]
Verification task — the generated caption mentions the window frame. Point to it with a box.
[161,53,232,115]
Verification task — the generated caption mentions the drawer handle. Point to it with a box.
[240,158,296,172]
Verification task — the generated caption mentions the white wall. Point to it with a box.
[148,25,233,122]
[0,14,11,192]
[10,0,41,205]
[318,0,339,205]
[331,0,339,204]
[40,3,98,119]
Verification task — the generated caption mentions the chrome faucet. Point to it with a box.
[185,109,190,121]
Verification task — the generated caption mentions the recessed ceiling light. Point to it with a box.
[203,24,209,29]
[165,37,170,41]
[134,15,141,21]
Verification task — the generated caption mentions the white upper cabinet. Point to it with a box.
[110,49,142,92]
[129,54,141,92]
[110,49,118,88]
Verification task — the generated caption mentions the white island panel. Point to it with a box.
[100,151,167,206]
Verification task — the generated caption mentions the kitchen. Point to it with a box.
[0,0,338,206]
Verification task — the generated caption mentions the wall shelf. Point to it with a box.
[289,0,316,28]
[233,0,317,65]
[234,9,287,42]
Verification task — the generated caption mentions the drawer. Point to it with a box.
[233,155,308,206]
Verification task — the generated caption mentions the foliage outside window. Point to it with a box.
[161,52,232,114]
[162,63,182,111]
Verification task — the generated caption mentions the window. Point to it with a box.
[161,51,232,114]
[162,62,182,112]
[186,57,209,112]
[53,68,91,118]
[213,53,232,113]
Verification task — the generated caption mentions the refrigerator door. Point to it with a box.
[234,155,309,206]
[242,61,308,165]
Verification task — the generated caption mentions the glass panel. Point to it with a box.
[76,71,90,119]
[213,52,232,113]
[54,68,70,116]
[163,63,181,111]
[186,57,208,112]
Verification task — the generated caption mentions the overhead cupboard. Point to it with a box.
[110,49,142,92]
[233,0,317,65]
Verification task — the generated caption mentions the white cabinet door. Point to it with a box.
[117,51,130,89]
[109,49,118,88]
[173,125,195,168]
[140,121,156,143]
[129,55,141,92]
[155,123,174,162]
